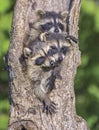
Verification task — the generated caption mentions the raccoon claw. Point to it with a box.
[40,32,48,42]
[65,35,78,45]
[43,101,56,115]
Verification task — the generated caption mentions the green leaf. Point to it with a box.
[0,114,9,130]
[87,115,98,128]
[81,0,95,15]
[88,84,99,99]
[0,13,12,31]
[0,0,10,13]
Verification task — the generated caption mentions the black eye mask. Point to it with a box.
[40,22,64,32]
[57,23,64,31]
[40,22,53,31]
[47,46,57,56]
[60,46,68,55]
[35,56,46,65]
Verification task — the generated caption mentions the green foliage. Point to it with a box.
[75,0,99,130]
[0,0,11,13]
[0,99,9,130]
[0,0,99,130]
[0,1,15,130]
[82,0,99,31]
[0,0,14,82]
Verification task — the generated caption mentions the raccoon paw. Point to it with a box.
[52,71,62,80]
[65,35,78,45]
[52,67,62,80]
[43,101,56,115]
[40,32,48,42]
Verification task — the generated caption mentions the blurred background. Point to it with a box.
[0,0,99,130]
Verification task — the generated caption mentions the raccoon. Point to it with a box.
[24,33,77,79]
[34,33,78,78]
[35,33,70,67]
[29,10,68,41]
[24,46,57,115]
[23,39,58,69]
[24,34,69,67]
[23,32,77,114]
[23,34,67,114]
[38,10,68,33]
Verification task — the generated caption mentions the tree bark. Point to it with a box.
[7,0,90,130]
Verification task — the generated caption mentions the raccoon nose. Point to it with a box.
[54,28,59,33]
[58,56,63,62]
[50,60,55,66]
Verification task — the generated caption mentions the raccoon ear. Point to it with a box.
[60,11,68,21]
[23,47,32,58]
[37,10,45,18]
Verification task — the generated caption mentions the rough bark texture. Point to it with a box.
[7,0,90,130]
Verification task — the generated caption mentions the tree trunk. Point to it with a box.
[7,0,90,130]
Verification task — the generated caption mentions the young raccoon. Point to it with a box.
[29,10,68,41]
[23,33,70,114]
[23,32,78,114]
[35,33,71,67]
[25,10,68,49]
[39,10,68,33]
[24,33,70,68]
[24,47,57,115]
[34,33,78,78]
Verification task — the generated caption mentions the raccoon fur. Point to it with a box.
[32,32,78,77]
[25,10,68,49]
[24,46,57,115]
[23,35,65,114]
[28,10,68,41]
[23,33,76,114]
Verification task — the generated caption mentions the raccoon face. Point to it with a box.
[40,19,64,33]
[35,40,69,68]
[47,45,68,66]
[23,33,69,68]
[24,45,68,68]
[33,10,68,34]
[40,11,68,33]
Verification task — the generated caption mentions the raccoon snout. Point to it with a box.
[50,60,56,66]
[54,28,59,33]
[58,56,63,62]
